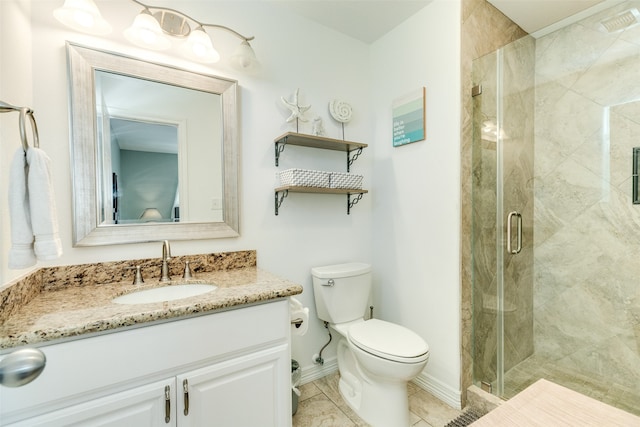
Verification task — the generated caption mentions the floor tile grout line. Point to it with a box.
[294,373,463,427]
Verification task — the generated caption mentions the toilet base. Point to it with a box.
[339,372,411,427]
[337,339,412,427]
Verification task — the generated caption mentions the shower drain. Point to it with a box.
[444,409,482,427]
[601,8,640,33]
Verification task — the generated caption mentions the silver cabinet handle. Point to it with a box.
[506,211,522,254]
[164,385,171,423]
[183,379,190,416]
[0,348,46,387]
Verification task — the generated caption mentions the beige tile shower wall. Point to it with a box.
[533,1,640,402]
[460,0,527,406]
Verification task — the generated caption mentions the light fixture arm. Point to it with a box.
[55,0,259,69]
[130,0,254,41]
[200,23,255,42]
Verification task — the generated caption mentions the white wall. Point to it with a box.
[1,1,34,284]
[1,0,463,406]
[370,0,462,407]
[3,0,373,382]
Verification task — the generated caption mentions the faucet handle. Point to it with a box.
[183,261,193,279]
[160,240,172,282]
[126,265,145,285]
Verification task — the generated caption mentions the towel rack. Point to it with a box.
[0,100,40,152]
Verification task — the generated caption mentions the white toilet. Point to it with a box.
[311,262,429,427]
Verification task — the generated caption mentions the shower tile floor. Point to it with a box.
[292,372,463,427]
[503,355,640,417]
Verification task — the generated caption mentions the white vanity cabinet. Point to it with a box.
[1,300,291,426]
[7,378,174,426]
[177,344,288,426]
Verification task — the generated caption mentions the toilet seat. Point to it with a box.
[348,319,429,363]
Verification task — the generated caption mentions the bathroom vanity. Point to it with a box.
[0,251,302,426]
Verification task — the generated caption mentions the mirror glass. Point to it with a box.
[67,43,239,246]
[95,70,223,224]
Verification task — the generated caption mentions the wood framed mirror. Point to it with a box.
[67,43,239,246]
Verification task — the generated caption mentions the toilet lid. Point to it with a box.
[348,319,429,363]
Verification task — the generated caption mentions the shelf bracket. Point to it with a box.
[275,190,288,215]
[347,147,363,172]
[275,138,287,167]
[347,193,364,215]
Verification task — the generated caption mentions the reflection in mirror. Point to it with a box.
[95,70,223,225]
[67,43,239,246]
[108,118,179,224]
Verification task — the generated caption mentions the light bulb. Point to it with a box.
[54,0,112,35]
[230,40,259,71]
[124,11,171,50]
[71,9,94,28]
[182,27,220,63]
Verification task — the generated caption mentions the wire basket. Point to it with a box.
[329,172,363,189]
[277,168,330,188]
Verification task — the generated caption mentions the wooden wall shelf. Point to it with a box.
[273,132,369,215]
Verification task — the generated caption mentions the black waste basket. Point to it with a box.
[291,359,301,415]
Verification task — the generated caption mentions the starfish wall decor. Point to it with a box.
[281,88,311,131]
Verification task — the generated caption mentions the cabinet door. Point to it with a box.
[177,344,290,427]
[7,379,176,427]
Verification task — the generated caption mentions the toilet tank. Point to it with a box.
[311,262,372,324]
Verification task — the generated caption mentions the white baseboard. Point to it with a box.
[412,372,462,410]
[300,356,338,385]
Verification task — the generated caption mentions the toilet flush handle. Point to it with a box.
[322,279,335,287]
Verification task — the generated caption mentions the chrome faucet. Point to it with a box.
[161,240,172,282]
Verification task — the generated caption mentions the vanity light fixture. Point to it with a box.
[54,0,112,35]
[123,8,171,51]
[230,40,258,70]
[181,26,220,63]
[54,0,259,70]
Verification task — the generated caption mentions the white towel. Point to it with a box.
[8,148,36,269]
[26,147,62,261]
[8,147,62,269]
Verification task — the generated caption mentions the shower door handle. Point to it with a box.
[506,211,522,254]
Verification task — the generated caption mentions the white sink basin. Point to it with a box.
[113,284,217,305]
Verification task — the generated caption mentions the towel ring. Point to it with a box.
[19,108,40,152]
[0,100,40,152]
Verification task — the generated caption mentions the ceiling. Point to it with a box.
[274,0,606,43]
[272,1,433,43]
[487,0,605,34]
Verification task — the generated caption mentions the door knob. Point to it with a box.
[0,347,46,387]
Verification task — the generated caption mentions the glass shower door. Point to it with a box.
[471,35,535,398]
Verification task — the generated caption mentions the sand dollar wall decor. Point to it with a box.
[329,99,353,140]
[329,99,353,123]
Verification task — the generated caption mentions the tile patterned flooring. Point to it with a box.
[292,372,463,427]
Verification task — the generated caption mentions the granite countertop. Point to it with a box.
[0,267,303,350]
